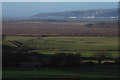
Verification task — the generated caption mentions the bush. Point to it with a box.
[115,61,120,64]
[84,61,94,65]
[103,62,115,65]
[84,24,93,28]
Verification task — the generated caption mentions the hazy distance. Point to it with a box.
[2,2,118,18]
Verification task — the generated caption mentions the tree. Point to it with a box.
[51,53,66,67]
[63,53,82,67]
[92,51,112,64]
[51,52,82,67]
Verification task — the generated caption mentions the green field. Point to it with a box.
[3,36,119,57]
[2,36,119,79]
[3,64,119,78]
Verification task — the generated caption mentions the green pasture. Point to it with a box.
[25,37,118,50]
[3,36,119,57]
[5,36,38,42]
[2,64,119,78]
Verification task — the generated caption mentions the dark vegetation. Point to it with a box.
[2,44,119,68]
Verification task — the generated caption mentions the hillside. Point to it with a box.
[33,9,118,20]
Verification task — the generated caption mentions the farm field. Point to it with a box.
[2,22,118,37]
[3,36,119,58]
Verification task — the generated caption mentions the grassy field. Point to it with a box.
[3,36,119,58]
[2,64,119,78]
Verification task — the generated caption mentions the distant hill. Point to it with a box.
[3,9,118,22]
[33,9,118,20]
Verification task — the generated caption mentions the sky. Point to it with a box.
[2,2,118,18]
[2,0,119,2]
